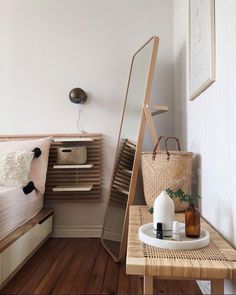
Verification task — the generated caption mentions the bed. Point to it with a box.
[0,135,53,288]
[0,186,43,241]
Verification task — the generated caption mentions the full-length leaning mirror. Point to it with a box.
[101,36,159,261]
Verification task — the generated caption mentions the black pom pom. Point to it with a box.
[32,147,41,158]
[23,181,35,195]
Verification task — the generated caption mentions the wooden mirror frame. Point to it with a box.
[101,36,159,262]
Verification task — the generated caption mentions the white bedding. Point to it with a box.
[0,186,43,241]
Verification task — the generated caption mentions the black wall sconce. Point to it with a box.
[69,88,87,104]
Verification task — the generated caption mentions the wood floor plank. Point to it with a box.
[155,279,202,295]
[17,238,70,295]
[155,279,168,295]
[51,239,92,295]
[1,238,202,295]
[0,238,60,294]
[177,280,202,295]
[67,238,100,294]
[130,275,143,295]
[33,239,83,294]
[101,256,120,294]
[85,244,109,295]
[117,261,130,295]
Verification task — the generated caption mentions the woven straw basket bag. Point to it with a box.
[141,136,193,212]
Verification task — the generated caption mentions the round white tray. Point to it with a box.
[139,223,210,250]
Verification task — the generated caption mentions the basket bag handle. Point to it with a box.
[152,136,181,161]
[165,136,181,161]
[152,136,165,160]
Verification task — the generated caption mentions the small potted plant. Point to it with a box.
[149,188,201,238]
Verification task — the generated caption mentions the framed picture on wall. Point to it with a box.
[189,0,216,101]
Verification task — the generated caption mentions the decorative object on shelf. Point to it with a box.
[185,203,201,238]
[156,223,163,239]
[139,222,209,250]
[142,136,193,212]
[166,187,200,205]
[166,188,201,238]
[149,188,201,238]
[189,0,216,100]
[57,146,87,165]
[153,191,174,237]
[69,88,87,104]
[148,188,200,214]
[172,221,180,241]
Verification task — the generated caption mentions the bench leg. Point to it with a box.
[144,275,153,295]
[211,279,224,294]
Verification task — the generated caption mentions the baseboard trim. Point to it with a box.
[52,225,103,238]
[103,227,122,242]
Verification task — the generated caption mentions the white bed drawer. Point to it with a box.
[2,227,35,281]
[32,216,53,246]
[2,215,52,282]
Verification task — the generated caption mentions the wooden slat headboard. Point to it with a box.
[0,134,103,202]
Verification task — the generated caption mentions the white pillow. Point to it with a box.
[0,137,51,195]
[0,151,34,187]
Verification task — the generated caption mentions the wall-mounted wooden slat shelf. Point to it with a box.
[45,133,102,201]
[53,137,94,142]
[53,164,93,169]
[53,184,93,192]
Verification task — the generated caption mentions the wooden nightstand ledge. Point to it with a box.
[126,205,236,295]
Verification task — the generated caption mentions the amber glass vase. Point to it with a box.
[185,203,200,238]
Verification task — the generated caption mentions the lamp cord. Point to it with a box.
[76,105,85,133]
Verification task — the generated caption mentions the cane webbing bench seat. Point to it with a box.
[126,205,236,294]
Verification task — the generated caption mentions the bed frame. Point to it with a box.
[0,133,101,287]
[0,135,55,289]
[0,209,53,288]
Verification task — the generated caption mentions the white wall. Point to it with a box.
[0,0,174,237]
[174,0,236,293]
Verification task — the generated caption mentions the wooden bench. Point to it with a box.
[126,205,236,294]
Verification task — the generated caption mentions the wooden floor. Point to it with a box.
[1,238,201,295]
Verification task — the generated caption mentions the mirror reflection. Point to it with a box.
[102,37,158,260]
[102,139,136,256]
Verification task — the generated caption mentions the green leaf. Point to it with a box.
[166,187,201,205]
[148,207,153,214]
[166,188,174,199]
